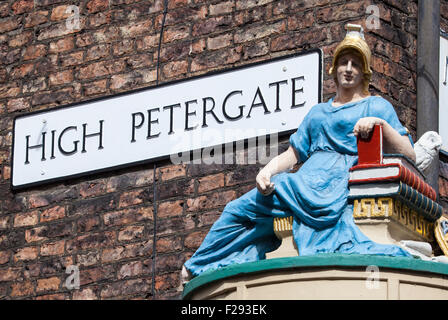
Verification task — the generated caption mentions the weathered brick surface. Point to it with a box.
[0,0,444,300]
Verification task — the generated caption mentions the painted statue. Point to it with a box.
[182,24,417,282]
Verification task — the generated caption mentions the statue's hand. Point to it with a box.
[353,117,385,139]
[256,169,275,196]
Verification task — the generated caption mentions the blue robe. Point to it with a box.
[184,96,413,277]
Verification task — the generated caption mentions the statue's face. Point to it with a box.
[335,52,364,91]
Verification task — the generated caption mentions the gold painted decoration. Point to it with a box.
[352,197,434,241]
[435,216,448,257]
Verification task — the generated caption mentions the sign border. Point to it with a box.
[11,49,323,191]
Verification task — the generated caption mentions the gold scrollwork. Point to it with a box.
[353,197,434,241]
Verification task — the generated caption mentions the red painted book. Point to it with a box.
[357,124,383,165]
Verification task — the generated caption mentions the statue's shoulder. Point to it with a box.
[368,95,394,111]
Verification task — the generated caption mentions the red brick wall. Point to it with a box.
[0,0,441,300]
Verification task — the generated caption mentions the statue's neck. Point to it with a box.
[332,87,369,107]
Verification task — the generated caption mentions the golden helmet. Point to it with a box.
[329,24,372,92]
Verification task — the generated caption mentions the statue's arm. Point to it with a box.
[256,146,300,196]
[354,117,416,162]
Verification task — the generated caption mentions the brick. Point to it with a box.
[40,206,66,223]
[192,16,233,37]
[11,281,34,297]
[209,1,234,15]
[197,210,220,227]
[136,34,159,51]
[92,26,121,43]
[157,179,195,200]
[191,47,242,72]
[198,173,225,193]
[36,277,60,293]
[288,10,314,30]
[156,6,207,28]
[103,207,153,226]
[36,293,68,300]
[9,30,33,47]
[156,236,182,253]
[0,82,21,99]
[77,216,100,233]
[0,267,21,281]
[234,21,286,44]
[186,190,236,212]
[440,178,448,198]
[79,180,107,198]
[31,87,75,106]
[207,33,232,50]
[159,164,186,181]
[162,60,188,79]
[89,11,111,27]
[154,272,179,292]
[163,25,190,43]
[118,189,152,208]
[77,60,126,80]
[7,97,30,113]
[118,260,151,279]
[118,225,145,241]
[49,37,74,53]
[83,79,108,96]
[236,0,274,10]
[100,278,151,298]
[158,200,184,218]
[112,39,135,56]
[225,165,259,186]
[110,73,140,90]
[316,2,365,23]
[50,5,74,21]
[184,230,208,250]
[60,51,84,67]
[0,251,9,265]
[120,19,153,38]
[23,77,47,94]
[77,251,100,267]
[49,70,74,86]
[14,211,38,227]
[86,0,109,13]
[101,240,152,263]
[0,17,21,33]
[28,194,50,209]
[72,287,97,300]
[137,68,157,83]
[25,227,48,243]
[86,44,110,61]
[24,10,48,27]
[271,29,327,52]
[66,232,115,254]
[7,63,35,79]
[80,265,114,286]
[156,253,185,273]
[14,246,39,262]
[0,216,9,230]
[0,3,9,17]
[243,40,268,59]
[40,240,65,256]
